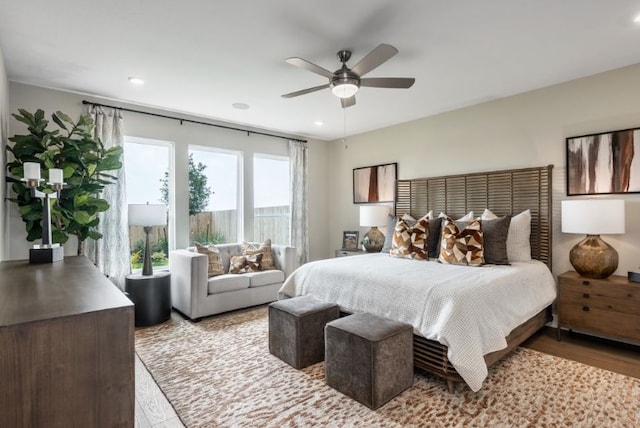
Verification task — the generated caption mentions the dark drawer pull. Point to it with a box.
[583,293,590,298]
[582,306,590,312]
[582,280,590,286]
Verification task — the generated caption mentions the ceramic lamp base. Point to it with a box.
[363,226,384,253]
[569,234,618,279]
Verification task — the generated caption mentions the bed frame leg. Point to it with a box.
[446,380,455,393]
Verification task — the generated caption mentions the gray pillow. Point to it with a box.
[427,217,443,259]
[381,214,398,253]
[481,215,511,265]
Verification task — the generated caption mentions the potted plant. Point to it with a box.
[5,109,123,255]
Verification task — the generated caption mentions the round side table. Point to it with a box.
[125,271,171,327]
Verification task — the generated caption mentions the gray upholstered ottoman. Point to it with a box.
[325,312,414,410]
[269,295,340,369]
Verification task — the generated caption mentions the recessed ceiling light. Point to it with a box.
[634,13,640,23]
[128,77,144,85]
[314,120,324,126]
[232,102,250,110]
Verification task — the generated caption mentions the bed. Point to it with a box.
[280,165,556,392]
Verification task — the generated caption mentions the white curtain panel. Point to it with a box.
[288,140,309,265]
[83,106,130,289]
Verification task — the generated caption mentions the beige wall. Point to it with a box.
[0,47,8,261]
[6,83,331,261]
[328,63,640,277]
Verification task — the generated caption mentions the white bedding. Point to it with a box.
[278,254,557,392]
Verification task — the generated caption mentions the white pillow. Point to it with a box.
[439,211,474,221]
[402,210,433,222]
[482,208,531,262]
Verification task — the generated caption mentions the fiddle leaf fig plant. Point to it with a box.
[6,109,123,254]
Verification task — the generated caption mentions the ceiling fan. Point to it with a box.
[282,43,415,108]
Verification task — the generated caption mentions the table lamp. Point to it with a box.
[360,205,389,252]
[128,203,167,276]
[561,199,625,279]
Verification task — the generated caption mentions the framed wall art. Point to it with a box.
[353,162,397,203]
[566,127,640,195]
[342,231,359,251]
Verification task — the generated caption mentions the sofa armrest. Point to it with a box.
[169,249,208,319]
[271,245,298,279]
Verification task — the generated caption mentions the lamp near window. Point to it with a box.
[561,199,625,279]
[22,162,65,263]
[128,203,167,276]
[360,205,389,252]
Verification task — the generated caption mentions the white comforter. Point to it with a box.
[279,254,557,392]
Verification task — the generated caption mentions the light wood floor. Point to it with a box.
[134,314,640,428]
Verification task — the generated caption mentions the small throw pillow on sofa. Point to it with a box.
[230,254,263,274]
[195,242,224,277]
[438,217,484,266]
[242,239,276,270]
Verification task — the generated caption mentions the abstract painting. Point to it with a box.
[353,162,397,203]
[566,128,640,195]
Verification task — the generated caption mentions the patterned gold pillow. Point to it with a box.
[438,217,484,266]
[229,254,263,274]
[195,242,224,277]
[389,217,429,260]
[241,239,276,270]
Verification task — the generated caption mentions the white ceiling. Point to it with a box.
[2,1,640,141]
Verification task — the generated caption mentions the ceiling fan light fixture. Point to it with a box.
[331,81,359,99]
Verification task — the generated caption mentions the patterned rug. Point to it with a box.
[135,307,640,427]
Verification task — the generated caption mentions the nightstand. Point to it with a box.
[557,271,640,343]
[335,249,367,258]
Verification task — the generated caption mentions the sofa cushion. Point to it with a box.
[207,274,251,294]
[194,242,224,277]
[242,239,276,270]
[245,270,285,287]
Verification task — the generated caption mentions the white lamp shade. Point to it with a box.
[48,168,63,184]
[561,199,625,235]
[23,162,41,180]
[128,204,167,226]
[359,205,389,227]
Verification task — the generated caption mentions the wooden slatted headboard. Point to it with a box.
[394,165,554,269]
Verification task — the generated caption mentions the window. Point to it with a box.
[254,154,290,245]
[188,147,241,245]
[124,137,172,271]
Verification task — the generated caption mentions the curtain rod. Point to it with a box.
[81,100,307,143]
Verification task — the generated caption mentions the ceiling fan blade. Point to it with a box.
[351,44,398,77]
[282,84,330,98]
[341,96,356,108]
[360,77,415,88]
[285,57,334,79]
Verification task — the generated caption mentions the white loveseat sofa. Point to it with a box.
[170,243,297,321]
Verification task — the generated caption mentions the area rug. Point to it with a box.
[135,307,640,427]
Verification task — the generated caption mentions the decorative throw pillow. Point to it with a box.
[389,216,429,260]
[427,216,443,259]
[481,215,511,265]
[482,209,532,262]
[438,211,474,221]
[438,217,484,266]
[229,254,263,274]
[241,239,276,270]
[195,242,224,277]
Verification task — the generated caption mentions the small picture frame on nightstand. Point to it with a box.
[342,231,359,251]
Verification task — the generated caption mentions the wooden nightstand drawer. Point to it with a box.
[558,271,640,343]
[559,283,640,316]
[335,249,366,258]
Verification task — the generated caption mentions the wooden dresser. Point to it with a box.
[557,271,640,343]
[0,256,135,427]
